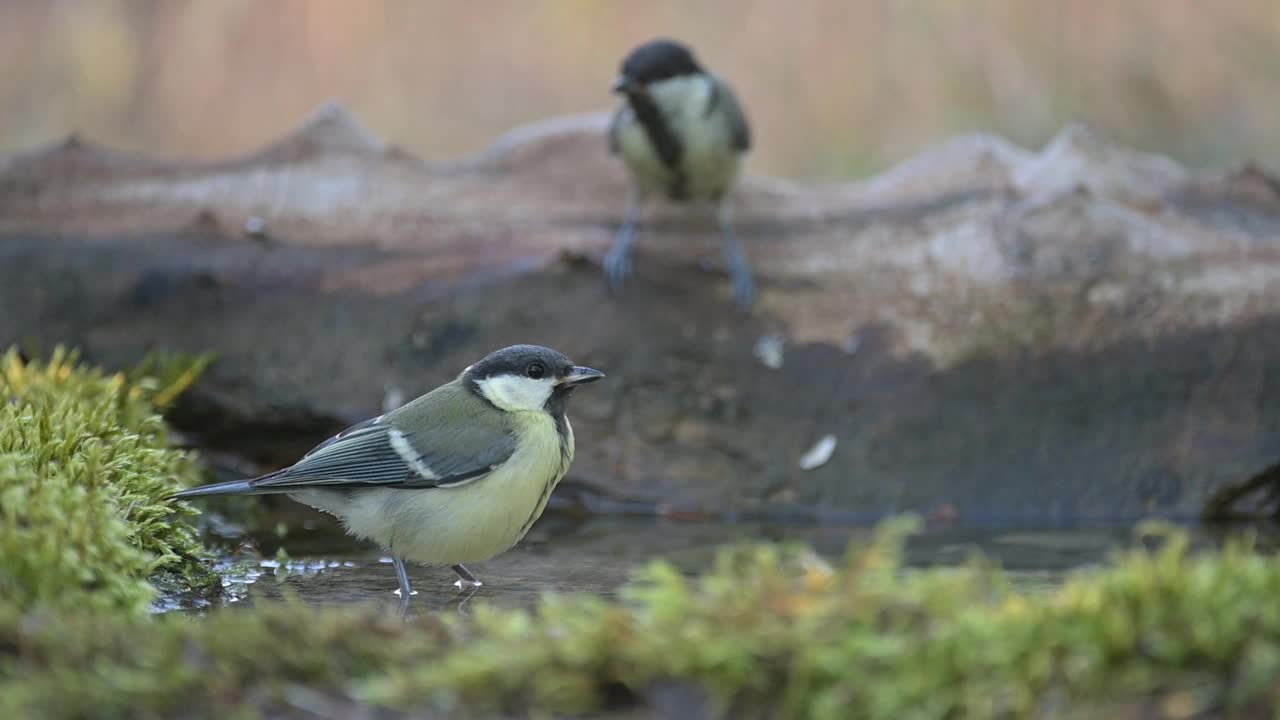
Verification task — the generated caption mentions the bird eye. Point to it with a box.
[526,362,546,379]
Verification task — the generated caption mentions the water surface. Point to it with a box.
[163,512,1275,616]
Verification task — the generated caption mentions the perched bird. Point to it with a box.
[606,38,755,309]
[173,345,604,609]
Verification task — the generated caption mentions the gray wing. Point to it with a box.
[607,105,627,155]
[248,417,516,491]
[707,76,751,152]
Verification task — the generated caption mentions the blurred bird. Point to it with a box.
[172,345,604,610]
[607,38,755,309]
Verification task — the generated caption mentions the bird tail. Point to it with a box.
[171,479,254,499]
[170,469,290,499]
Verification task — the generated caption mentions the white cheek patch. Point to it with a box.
[476,375,556,412]
[648,75,712,117]
[389,429,438,480]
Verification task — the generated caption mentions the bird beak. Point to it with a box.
[561,366,606,386]
[611,75,632,94]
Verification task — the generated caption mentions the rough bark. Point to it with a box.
[3,103,1279,520]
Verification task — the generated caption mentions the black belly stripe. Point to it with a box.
[515,410,573,540]
[627,93,688,200]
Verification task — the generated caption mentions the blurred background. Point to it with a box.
[2,0,1277,180]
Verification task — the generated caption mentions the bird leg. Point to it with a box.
[604,188,645,290]
[392,556,416,615]
[717,197,755,310]
[451,563,483,589]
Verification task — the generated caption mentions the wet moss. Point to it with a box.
[3,521,1280,719]
[0,347,214,614]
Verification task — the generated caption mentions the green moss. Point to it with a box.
[0,347,214,614]
[3,521,1279,719]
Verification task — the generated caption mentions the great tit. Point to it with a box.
[606,38,755,309]
[173,345,604,608]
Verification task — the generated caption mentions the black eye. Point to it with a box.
[526,362,546,379]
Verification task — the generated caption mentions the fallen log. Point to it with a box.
[3,103,1279,520]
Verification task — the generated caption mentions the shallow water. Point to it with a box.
[161,512,1278,616]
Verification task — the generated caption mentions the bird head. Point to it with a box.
[612,38,704,96]
[463,345,604,413]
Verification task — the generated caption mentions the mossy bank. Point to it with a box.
[0,347,214,613]
[3,524,1280,719]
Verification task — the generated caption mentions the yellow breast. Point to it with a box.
[339,411,573,566]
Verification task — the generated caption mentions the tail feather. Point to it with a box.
[171,479,254,499]
[170,469,290,500]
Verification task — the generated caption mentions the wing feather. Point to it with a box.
[248,417,516,491]
[707,77,751,152]
[607,106,627,155]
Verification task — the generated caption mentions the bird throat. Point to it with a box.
[627,92,688,200]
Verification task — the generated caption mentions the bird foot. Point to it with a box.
[447,584,480,614]
[452,578,483,589]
